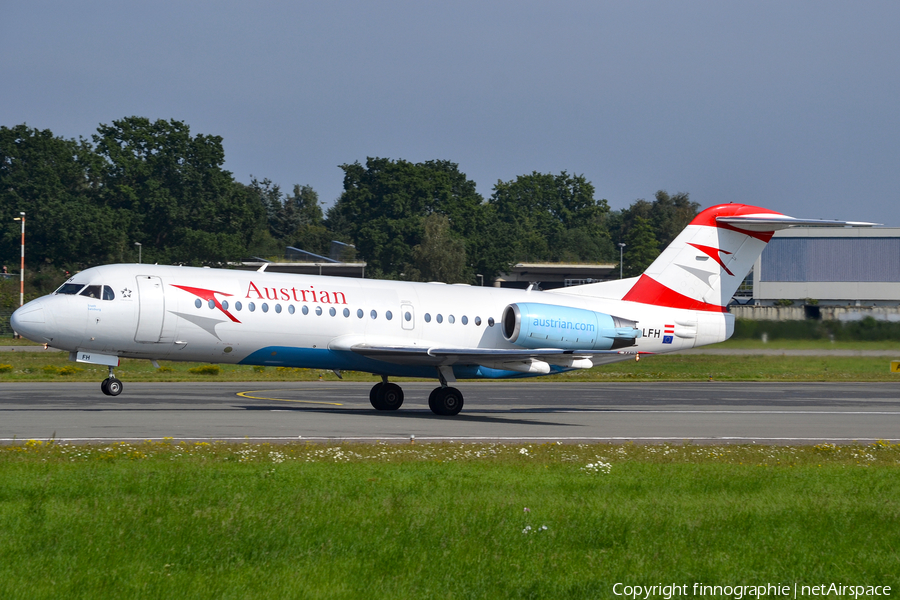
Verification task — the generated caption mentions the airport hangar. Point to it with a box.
[731,227,900,321]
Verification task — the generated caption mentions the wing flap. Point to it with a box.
[350,344,645,370]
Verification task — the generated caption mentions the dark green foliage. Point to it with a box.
[487,171,615,265]
[732,317,900,341]
[93,117,264,264]
[1,119,268,268]
[0,124,124,268]
[622,216,659,277]
[610,190,700,254]
[410,213,469,282]
[327,158,483,279]
[3,119,697,280]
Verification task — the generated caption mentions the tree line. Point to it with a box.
[1,117,699,286]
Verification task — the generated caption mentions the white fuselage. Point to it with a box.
[12,263,732,380]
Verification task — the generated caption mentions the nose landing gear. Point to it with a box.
[100,366,123,396]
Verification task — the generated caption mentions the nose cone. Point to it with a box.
[11,299,56,343]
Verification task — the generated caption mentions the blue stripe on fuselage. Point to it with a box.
[238,346,570,380]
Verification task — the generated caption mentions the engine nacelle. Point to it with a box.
[501,303,642,350]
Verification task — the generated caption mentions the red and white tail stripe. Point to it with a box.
[622,203,875,312]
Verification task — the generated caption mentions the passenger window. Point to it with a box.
[386,310,393,320]
[436,314,443,323]
[79,285,102,299]
[102,286,115,301]
[475,317,482,326]
[462,316,468,325]
[235,301,243,311]
[315,307,323,316]
[288,305,295,314]
[448,315,455,324]
[275,304,282,314]
[424,313,431,323]
[222,300,230,310]
[343,308,350,317]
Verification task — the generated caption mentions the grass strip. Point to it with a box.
[1,441,898,599]
[2,350,899,382]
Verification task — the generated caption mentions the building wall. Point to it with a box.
[730,304,900,322]
[752,228,900,305]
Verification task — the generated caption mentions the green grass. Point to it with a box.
[2,349,899,383]
[0,441,897,599]
[713,337,900,351]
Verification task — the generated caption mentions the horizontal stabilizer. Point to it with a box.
[716,215,879,231]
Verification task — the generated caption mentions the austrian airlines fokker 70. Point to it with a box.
[10,204,873,416]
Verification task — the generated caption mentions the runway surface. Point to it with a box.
[1,381,898,444]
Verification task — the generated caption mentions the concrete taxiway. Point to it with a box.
[1,381,898,443]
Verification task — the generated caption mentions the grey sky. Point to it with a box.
[3,1,899,225]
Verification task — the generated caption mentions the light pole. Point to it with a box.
[134,242,142,264]
[476,274,484,287]
[618,243,626,279]
[13,212,24,307]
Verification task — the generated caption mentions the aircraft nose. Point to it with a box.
[10,299,56,344]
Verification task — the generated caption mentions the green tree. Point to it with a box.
[0,124,125,269]
[327,158,483,279]
[622,216,659,277]
[283,184,329,256]
[611,191,699,254]
[92,117,264,264]
[649,190,699,250]
[487,172,614,266]
[410,214,468,282]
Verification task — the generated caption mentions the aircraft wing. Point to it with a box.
[350,344,643,371]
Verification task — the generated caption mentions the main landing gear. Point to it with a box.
[369,373,464,416]
[369,376,404,411]
[100,365,123,397]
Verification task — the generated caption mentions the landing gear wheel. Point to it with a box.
[100,378,111,396]
[105,377,123,397]
[377,383,404,410]
[369,382,384,409]
[428,386,463,416]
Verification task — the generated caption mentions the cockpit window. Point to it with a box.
[56,283,85,295]
[102,286,115,301]
[79,285,102,299]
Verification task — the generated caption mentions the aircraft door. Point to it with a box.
[135,276,165,342]
[400,303,415,330]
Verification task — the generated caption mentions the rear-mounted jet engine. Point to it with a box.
[501,303,642,350]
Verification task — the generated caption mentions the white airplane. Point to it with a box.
[10,203,873,416]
